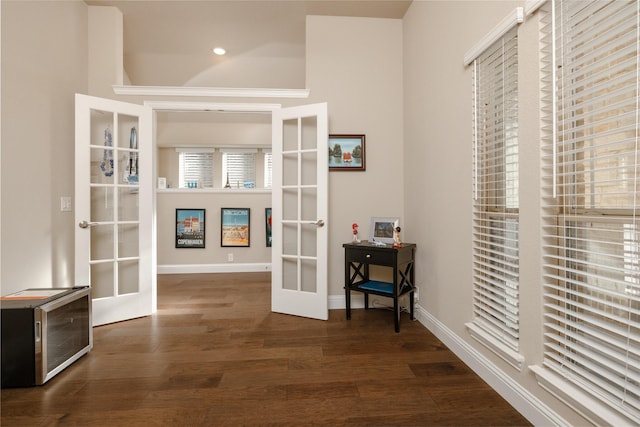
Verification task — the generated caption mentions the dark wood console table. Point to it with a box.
[343,241,416,332]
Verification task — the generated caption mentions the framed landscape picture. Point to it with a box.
[221,208,250,247]
[175,209,205,248]
[329,134,366,171]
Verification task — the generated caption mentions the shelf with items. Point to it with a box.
[156,188,271,194]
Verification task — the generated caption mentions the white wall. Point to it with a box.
[1,0,88,295]
[156,191,272,268]
[154,14,404,283]
[306,15,404,298]
[154,113,273,268]
[88,6,123,98]
[402,2,588,425]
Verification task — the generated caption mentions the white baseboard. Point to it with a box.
[329,293,365,309]
[414,304,570,427]
[158,263,271,274]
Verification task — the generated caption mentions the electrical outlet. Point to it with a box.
[414,287,419,301]
[228,253,234,262]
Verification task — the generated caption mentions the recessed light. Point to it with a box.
[213,47,226,56]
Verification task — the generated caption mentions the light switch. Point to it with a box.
[60,196,72,212]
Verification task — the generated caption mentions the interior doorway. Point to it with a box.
[147,100,330,322]
[149,101,279,275]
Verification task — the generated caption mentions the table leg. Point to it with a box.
[410,290,415,320]
[394,295,400,333]
[345,260,351,320]
[345,287,351,320]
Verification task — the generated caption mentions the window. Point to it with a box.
[178,148,214,188]
[537,0,640,422]
[466,9,524,368]
[264,149,272,188]
[221,149,257,189]
[170,147,271,190]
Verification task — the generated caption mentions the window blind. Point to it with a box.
[178,150,214,188]
[222,149,257,188]
[264,149,273,188]
[471,26,521,355]
[541,0,640,420]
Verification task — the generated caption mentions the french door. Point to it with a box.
[271,103,329,320]
[75,94,155,326]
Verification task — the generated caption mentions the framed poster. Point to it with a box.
[265,208,272,247]
[329,134,366,171]
[221,208,250,247]
[176,209,205,248]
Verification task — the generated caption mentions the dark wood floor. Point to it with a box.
[1,273,530,426]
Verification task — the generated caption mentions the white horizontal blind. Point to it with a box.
[264,149,273,188]
[472,26,520,352]
[178,150,214,188]
[222,149,256,188]
[542,0,640,420]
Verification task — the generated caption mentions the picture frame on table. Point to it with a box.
[175,209,205,248]
[329,134,365,171]
[369,217,399,245]
[221,208,250,247]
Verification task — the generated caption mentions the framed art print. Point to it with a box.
[329,134,366,171]
[221,208,250,247]
[265,208,272,247]
[176,209,205,248]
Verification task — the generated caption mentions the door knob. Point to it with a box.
[78,220,97,229]
[314,219,325,227]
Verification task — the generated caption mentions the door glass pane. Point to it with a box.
[117,114,138,148]
[91,262,114,298]
[301,258,317,293]
[282,258,298,291]
[118,114,140,185]
[118,224,138,258]
[90,147,114,185]
[282,118,298,152]
[301,116,317,151]
[118,188,139,221]
[283,188,298,221]
[91,187,114,222]
[301,223,317,258]
[283,222,297,256]
[118,259,139,295]
[283,152,298,187]
[301,151,317,186]
[91,224,113,260]
[118,150,138,185]
[90,109,115,184]
[301,188,317,222]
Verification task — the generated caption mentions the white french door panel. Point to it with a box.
[271,103,328,321]
[75,93,156,326]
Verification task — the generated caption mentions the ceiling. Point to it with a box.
[85,0,412,87]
